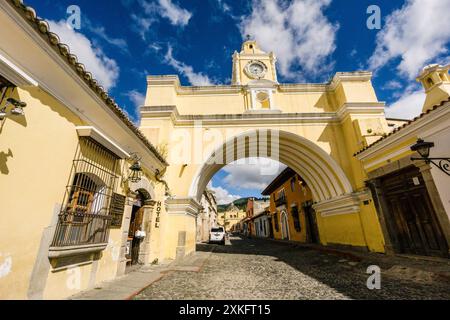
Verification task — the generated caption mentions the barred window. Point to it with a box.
[291,206,301,232]
[51,137,120,247]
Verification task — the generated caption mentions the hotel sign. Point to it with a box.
[155,201,162,228]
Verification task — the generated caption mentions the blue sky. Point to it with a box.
[26,0,450,204]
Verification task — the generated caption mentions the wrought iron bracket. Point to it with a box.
[411,157,450,176]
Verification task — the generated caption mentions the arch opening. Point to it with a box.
[189,129,354,205]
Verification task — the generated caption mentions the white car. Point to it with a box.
[209,227,226,245]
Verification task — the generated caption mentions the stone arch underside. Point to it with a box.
[129,176,156,201]
[189,129,354,205]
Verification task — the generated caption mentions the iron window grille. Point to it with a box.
[51,137,120,247]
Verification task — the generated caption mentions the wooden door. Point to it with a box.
[381,166,448,257]
[304,204,320,244]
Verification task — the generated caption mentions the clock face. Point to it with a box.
[245,61,266,79]
[250,63,264,75]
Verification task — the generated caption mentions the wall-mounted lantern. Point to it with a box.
[411,139,450,176]
[0,97,27,121]
[128,153,143,183]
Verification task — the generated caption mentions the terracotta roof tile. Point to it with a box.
[8,0,168,166]
[354,96,450,156]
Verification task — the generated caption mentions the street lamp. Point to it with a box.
[411,139,450,176]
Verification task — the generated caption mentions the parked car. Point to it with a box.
[209,227,226,245]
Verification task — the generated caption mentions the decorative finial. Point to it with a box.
[246,34,251,41]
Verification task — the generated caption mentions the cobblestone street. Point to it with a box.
[135,236,450,300]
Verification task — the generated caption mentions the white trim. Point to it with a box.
[356,103,450,161]
[336,102,386,120]
[0,52,38,87]
[165,197,202,218]
[313,193,366,217]
[76,126,130,159]
[280,210,290,240]
[363,146,411,170]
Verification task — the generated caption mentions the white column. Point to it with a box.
[250,90,256,110]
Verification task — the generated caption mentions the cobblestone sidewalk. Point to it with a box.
[69,250,213,300]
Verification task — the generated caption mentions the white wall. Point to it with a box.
[427,126,450,220]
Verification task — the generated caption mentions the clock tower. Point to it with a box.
[232,39,279,111]
[231,39,278,85]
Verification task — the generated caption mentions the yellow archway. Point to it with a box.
[189,129,354,204]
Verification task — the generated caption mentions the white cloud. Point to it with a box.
[208,183,241,205]
[382,80,403,91]
[132,0,192,40]
[89,26,128,53]
[165,46,214,86]
[216,0,231,13]
[125,90,146,123]
[139,0,192,27]
[369,0,450,79]
[385,87,425,119]
[48,20,120,91]
[131,14,156,41]
[240,0,338,79]
[222,158,287,191]
[126,90,145,107]
[157,0,192,26]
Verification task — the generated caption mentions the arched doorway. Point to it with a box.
[126,191,145,268]
[124,184,154,270]
[280,210,289,240]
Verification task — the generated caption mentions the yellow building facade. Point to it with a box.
[0,1,169,299]
[141,39,389,258]
[218,205,247,232]
[262,168,318,243]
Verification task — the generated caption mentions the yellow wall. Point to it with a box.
[0,87,82,299]
[0,87,163,299]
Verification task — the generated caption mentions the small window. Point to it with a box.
[290,178,296,192]
[249,45,253,49]
[427,78,434,87]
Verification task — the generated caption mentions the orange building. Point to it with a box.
[262,168,320,244]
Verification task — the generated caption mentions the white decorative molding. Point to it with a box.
[328,72,373,91]
[76,126,130,159]
[48,243,108,259]
[0,52,38,87]
[336,102,386,121]
[165,197,202,218]
[140,105,338,126]
[363,146,411,170]
[313,192,370,217]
